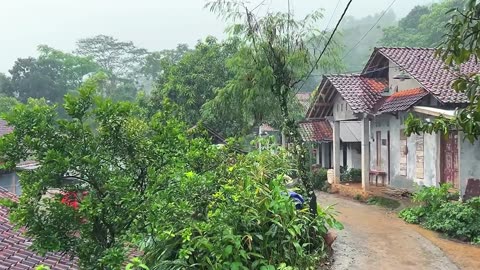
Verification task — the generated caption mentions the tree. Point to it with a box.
[404,0,480,142]
[206,1,342,214]
[7,46,98,103]
[0,73,13,96]
[0,96,19,116]
[141,44,190,81]
[0,74,211,269]
[0,75,340,269]
[75,35,148,88]
[381,0,464,47]
[151,37,238,131]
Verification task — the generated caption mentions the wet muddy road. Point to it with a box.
[317,192,480,270]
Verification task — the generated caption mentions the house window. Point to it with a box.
[341,104,344,111]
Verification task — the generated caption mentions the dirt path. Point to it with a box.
[317,192,480,270]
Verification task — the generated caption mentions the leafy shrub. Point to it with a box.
[349,169,362,182]
[399,184,480,243]
[340,166,361,183]
[310,168,328,190]
[144,144,342,269]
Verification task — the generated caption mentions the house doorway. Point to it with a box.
[440,131,459,188]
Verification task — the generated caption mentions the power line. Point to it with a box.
[342,0,397,60]
[324,0,342,31]
[298,0,354,92]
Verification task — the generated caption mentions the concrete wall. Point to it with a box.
[340,143,361,169]
[387,63,422,94]
[369,112,438,190]
[0,172,21,195]
[333,95,356,121]
[459,136,480,195]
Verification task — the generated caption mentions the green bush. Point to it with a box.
[399,184,480,243]
[349,169,362,182]
[144,144,343,269]
[340,166,361,183]
[310,168,328,190]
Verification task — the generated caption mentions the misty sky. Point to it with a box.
[0,0,436,73]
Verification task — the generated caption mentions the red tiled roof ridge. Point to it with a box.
[379,88,428,113]
[386,87,425,99]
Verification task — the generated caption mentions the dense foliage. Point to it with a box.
[399,184,480,244]
[310,168,328,190]
[0,76,340,269]
[381,0,463,47]
[151,37,239,133]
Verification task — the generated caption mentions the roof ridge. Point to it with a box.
[375,46,436,50]
[325,73,361,77]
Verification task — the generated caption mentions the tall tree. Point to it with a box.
[141,44,190,81]
[405,0,480,142]
[151,37,237,130]
[206,1,342,214]
[0,73,12,96]
[381,0,464,47]
[75,35,148,81]
[7,46,98,103]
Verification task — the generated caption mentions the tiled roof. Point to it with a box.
[0,188,78,269]
[298,119,332,142]
[326,75,387,114]
[379,88,428,113]
[371,47,480,104]
[0,120,13,137]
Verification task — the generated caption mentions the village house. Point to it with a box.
[305,47,480,197]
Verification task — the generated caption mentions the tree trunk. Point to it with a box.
[278,87,318,215]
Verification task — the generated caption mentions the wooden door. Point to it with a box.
[441,131,459,188]
[376,131,382,169]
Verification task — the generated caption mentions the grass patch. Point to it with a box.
[367,196,400,210]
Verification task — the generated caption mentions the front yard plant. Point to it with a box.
[399,184,480,244]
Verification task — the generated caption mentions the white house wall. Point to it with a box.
[388,62,422,94]
[459,136,480,195]
[370,112,438,190]
[333,95,356,121]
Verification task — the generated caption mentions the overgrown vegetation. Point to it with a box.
[0,76,341,269]
[399,184,480,244]
[310,168,328,190]
[340,166,361,183]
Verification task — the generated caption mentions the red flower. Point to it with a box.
[60,191,84,210]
